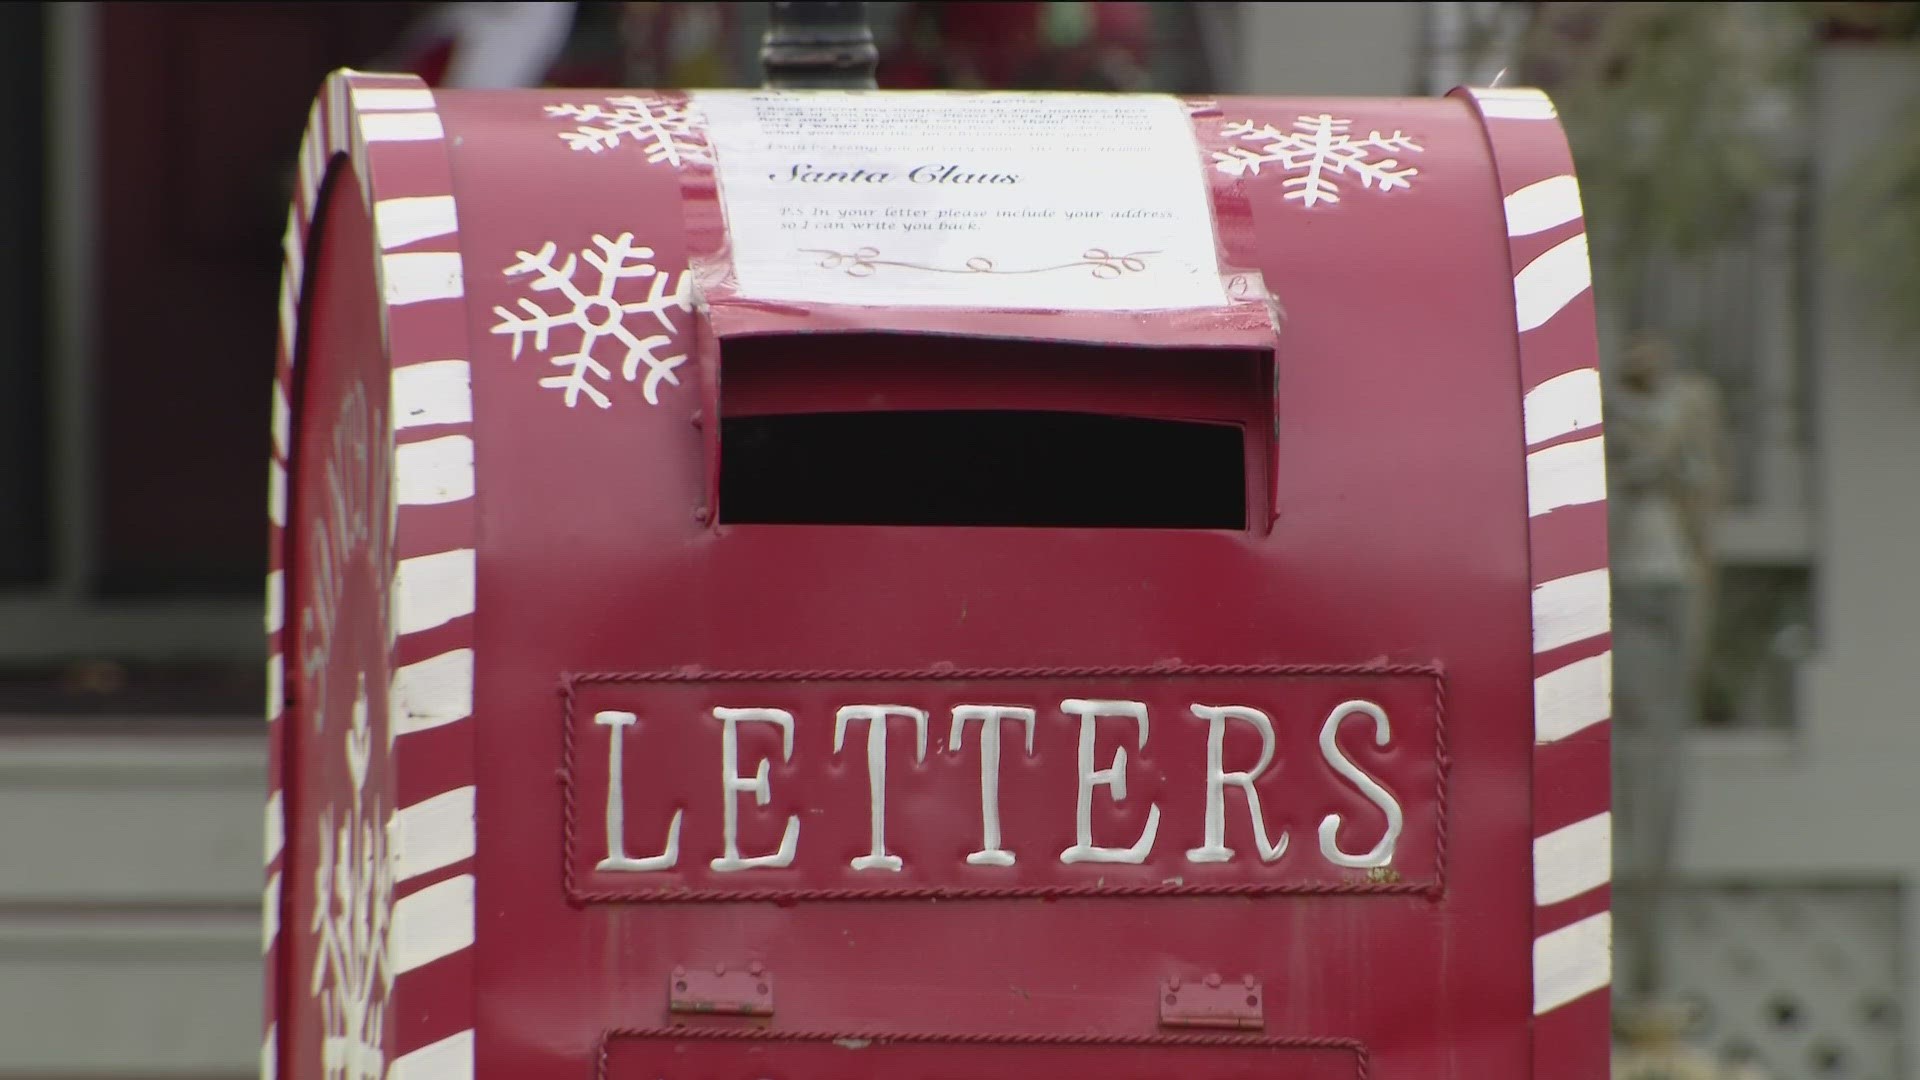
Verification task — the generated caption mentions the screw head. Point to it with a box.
[693,506,711,524]
[749,961,765,976]
[1243,974,1257,989]
[1167,975,1181,990]
[1204,973,1222,989]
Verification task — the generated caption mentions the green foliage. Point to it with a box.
[1514,3,1812,275]
[1834,71,1920,337]
[1507,2,1920,341]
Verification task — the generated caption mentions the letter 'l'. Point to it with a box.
[594,711,682,871]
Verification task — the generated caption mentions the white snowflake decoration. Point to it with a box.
[310,678,392,1080]
[490,234,693,410]
[1213,115,1422,208]
[545,95,708,164]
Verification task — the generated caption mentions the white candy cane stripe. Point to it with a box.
[377,195,460,251]
[1527,435,1607,518]
[1464,83,1611,1080]
[391,786,477,883]
[267,653,284,722]
[361,111,446,143]
[272,381,292,459]
[328,75,350,154]
[278,273,297,362]
[388,1029,474,1080]
[262,1024,277,1080]
[1535,650,1612,744]
[268,459,287,527]
[265,790,284,865]
[1532,569,1611,654]
[266,569,284,633]
[392,873,475,975]
[279,70,473,1075]
[1504,175,1583,238]
[282,209,305,304]
[397,435,475,506]
[394,549,477,635]
[392,649,476,737]
[1534,910,1611,1014]
[1534,812,1611,906]
[385,252,465,307]
[354,86,437,112]
[262,871,281,953]
[1524,368,1603,447]
[394,360,473,430]
[1477,89,1557,121]
[1513,232,1591,333]
[298,112,324,219]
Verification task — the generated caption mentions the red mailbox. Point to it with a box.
[264,71,1612,1080]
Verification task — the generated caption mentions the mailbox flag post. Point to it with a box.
[760,1,878,89]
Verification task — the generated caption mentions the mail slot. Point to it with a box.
[263,71,1613,1080]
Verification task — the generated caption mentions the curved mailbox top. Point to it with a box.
[264,72,1611,1080]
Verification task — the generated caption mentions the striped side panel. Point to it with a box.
[1458,84,1613,1080]
[267,69,477,1080]
[346,68,479,1080]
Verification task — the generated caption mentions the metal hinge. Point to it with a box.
[669,962,775,1018]
[1159,973,1265,1030]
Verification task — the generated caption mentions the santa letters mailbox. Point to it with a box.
[264,70,1613,1080]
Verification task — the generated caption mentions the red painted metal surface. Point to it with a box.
[268,73,1609,1080]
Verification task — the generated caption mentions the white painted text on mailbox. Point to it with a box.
[592,699,1403,873]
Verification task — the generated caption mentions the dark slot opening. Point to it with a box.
[719,410,1245,529]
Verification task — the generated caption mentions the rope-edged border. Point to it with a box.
[596,1026,1370,1080]
[556,662,1448,904]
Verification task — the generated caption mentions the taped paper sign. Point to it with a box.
[691,91,1230,311]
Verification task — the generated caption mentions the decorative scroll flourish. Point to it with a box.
[799,246,1160,281]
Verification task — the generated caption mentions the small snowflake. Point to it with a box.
[545,95,708,164]
[1213,115,1422,208]
[490,234,693,410]
[309,678,392,1080]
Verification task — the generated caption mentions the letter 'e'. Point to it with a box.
[710,707,801,871]
[1059,699,1161,864]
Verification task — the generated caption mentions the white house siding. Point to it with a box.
[1678,43,1920,1064]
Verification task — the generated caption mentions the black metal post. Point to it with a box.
[760,2,878,90]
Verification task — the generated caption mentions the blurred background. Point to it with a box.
[0,1,1916,1077]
